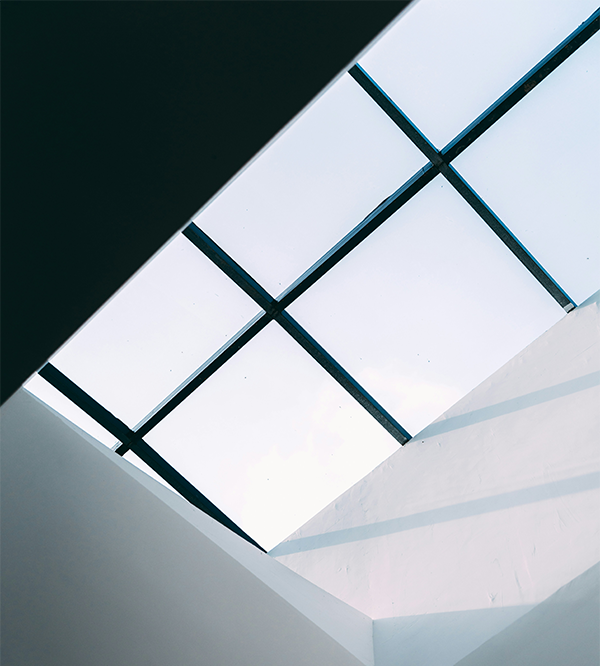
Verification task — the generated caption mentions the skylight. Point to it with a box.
[25,2,599,551]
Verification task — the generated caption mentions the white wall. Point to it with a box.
[272,290,600,665]
[2,296,598,666]
[454,562,599,666]
[0,389,373,666]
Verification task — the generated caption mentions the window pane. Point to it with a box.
[24,374,118,448]
[145,322,400,551]
[194,73,426,297]
[454,35,600,305]
[359,0,598,148]
[288,178,563,436]
[52,234,261,427]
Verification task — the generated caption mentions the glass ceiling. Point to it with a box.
[25,2,600,551]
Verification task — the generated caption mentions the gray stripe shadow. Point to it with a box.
[271,471,599,556]
[420,371,600,439]
[271,371,599,556]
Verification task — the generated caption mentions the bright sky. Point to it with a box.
[25,0,599,551]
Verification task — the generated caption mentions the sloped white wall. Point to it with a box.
[272,290,600,665]
[0,389,373,666]
[454,561,599,666]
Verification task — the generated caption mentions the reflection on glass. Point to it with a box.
[194,73,426,296]
[454,35,600,305]
[51,235,261,427]
[288,178,563,436]
[145,322,399,550]
[360,0,598,148]
[24,374,117,448]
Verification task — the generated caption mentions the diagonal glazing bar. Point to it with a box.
[38,363,265,551]
[179,221,413,444]
[136,190,428,443]
[277,163,437,309]
[349,64,442,165]
[183,224,278,315]
[128,439,266,551]
[39,363,136,446]
[349,65,576,311]
[276,311,411,443]
[441,9,600,163]
[133,312,271,440]
[441,165,575,310]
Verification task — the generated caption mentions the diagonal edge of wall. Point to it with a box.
[272,290,600,665]
[0,388,373,666]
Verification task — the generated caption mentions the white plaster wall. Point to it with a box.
[272,290,600,665]
[454,562,599,666]
[1,389,372,666]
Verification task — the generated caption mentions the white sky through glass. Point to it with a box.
[454,33,600,305]
[195,73,426,296]
[359,0,598,148]
[50,235,261,427]
[28,2,599,551]
[145,322,399,550]
[288,178,563,436]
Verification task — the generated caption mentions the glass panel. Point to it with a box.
[454,35,600,305]
[359,0,598,148]
[52,234,261,427]
[194,73,426,296]
[145,322,400,551]
[24,374,118,448]
[288,178,563,436]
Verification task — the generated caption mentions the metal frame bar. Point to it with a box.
[183,223,412,444]
[349,61,580,312]
[441,10,600,163]
[36,8,598,550]
[133,312,271,441]
[39,363,266,552]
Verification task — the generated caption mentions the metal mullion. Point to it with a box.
[275,311,411,444]
[37,363,265,551]
[350,55,577,311]
[441,9,600,163]
[277,164,438,309]
[349,64,442,165]
[133,312,271,440]
[440,165,575,310]
[35,7,598,557]
[180,225,413,445]
[128,439,266,551]
[39,363,136,447]
[183,223,278,315]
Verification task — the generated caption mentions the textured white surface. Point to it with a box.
[272,290,600,664]
[454,562,599,666]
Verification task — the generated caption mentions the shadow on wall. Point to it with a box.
[271,369,599,556]
[419,371,599,439]
[270,471,600,556]
[373,604,534,666]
